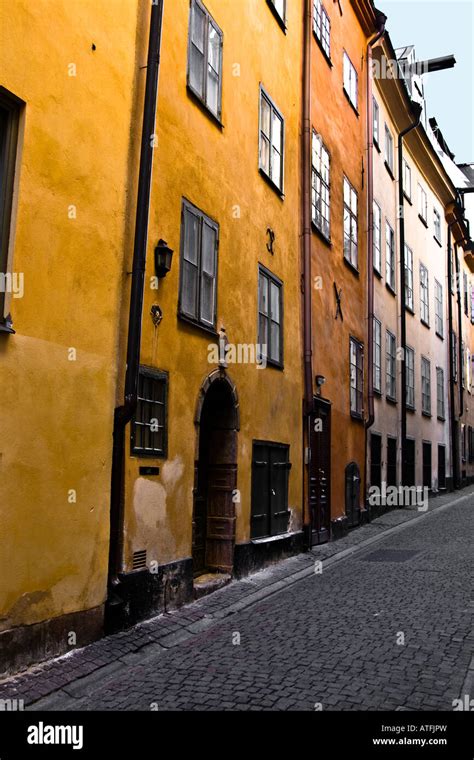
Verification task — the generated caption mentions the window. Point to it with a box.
[251,442,290,539]
[313,0,331,58]
[373,201,381,274]
[461,341,466,388]
[385,222,395,291]
[433,207,441,242]
[405,244,414,311]
[258,266,283,368]
[0,89,21,330]
[343,176,358,268]
[373,98,380,147]
[373,317,382,394]
[450,247,455,294]
[259,87,284,193]
[471,285,474,323]
[386,330,397,401]
[463,271,469,316]
[436,367,445,419]
[343,51,358,109]
[421,357,431,416]
[312,132,330,239]
[131,368,168,457]
[418,184,427,223]
[406,346,415,409]
[384,124,394,174]
[267,0,286,25]
[179,199,218,330]
[419,263,429,325]
[434,279,443,338]
[403,159,411,200]
[452,332,458,383]
[387,438,397,487]
[188,0,223,119]
[461,424,466,463]
[350,337,364,418]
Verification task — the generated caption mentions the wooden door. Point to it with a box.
[205,428,236,573]
[309,399,331,545]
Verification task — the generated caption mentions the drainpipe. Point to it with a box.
[107,0,165,607]
[447,224,459,488]
[454,243,464,418]
[302,0,312,545]
[398,102,423,486]
[364,12,386,505]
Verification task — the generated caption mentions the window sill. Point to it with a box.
[437,415,446,422]
[405,305,415,316]
[386,395,397,405]
[407,405,416,413]
[350,411,365,422]
[384,161,395,180]
[386,283,396,297]
[343,256,359,277]
[313,32,332,67]
[259,168,285,200]
[251,529,301,546]
[373,266,382,279]
[312,221,332,246]
[266,0,287,32]
[436,331,444,341]
[178,311,219,338]
[0,321,15,334]
[264,358,284,371]
[403,192,412,205]
[186,84,224,130]
[418,213,428,228]
[131,449,167,460]
[422,411,432,419]
[374,388,382,397]
[373,139,381,154]
[421,319,430,329]
[433,235,442,248]
[343,88,359,117]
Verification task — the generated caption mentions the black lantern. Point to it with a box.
[154,239,174,278]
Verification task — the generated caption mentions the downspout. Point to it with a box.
[107,0,165,607]
[447,224,458,488]
[364,12,386,505]
[302,0,312,545]
[398,102,423,485]
[454,243,464,418]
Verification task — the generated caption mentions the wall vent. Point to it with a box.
[132,549,147,570]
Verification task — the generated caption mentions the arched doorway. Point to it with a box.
[193,371,239,579]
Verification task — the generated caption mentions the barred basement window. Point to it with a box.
[259,87,285,193]
[434,279,443,338]
[419,262,429,325]
[350,337,364,418]
[312,131,330,239]
[179,199,218,330]
[385,222,395,291]
[187,0,223,120]
[421,356,431,416]
[373,201,381,274]
[386,330,396,401]
[404,244,414,311]
[373,317,382,394]
[131,368,168,458]
[313,0,331,58]
[436,366,445,419]
[343,176,358,269]
[405,346,415,410]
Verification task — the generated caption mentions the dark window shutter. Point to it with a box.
[270,446,290,536]
[251,444,270,538]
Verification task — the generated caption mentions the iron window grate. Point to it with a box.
[132,549,147,570]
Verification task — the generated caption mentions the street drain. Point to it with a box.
[360,548,423,563]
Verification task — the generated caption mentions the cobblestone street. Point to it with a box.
[2,487,473,711]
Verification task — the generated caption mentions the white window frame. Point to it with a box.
[403,159,411,200]
[384,124,394,174]
[421,356,431,416]
[187,0,223,120]
[259,86,285,193]
[434,279,443,338]
[386,330,397,401]
[385,221,395,291]
[405,244,414,311]
[420,262,429,325]
[373,201,381,274]
[343,176,358,269]
[312,131,331,239]
[418,184,428,222]
[406,346,415,410]
[313,0,331,58]
[343,51,358,109]
[373,317,382,394]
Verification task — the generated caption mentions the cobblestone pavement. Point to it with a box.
[1,487,473,711]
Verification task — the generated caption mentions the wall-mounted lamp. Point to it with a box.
[315,374,326,388]
[154,239,174,278]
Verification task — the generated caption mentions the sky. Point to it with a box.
[380,0,474,163]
